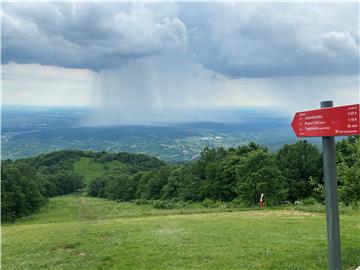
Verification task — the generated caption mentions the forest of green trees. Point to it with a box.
[2,136,360,222]
[1,150,164,222]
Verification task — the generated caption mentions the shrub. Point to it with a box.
[229,198,250,208]
[301,197,318,205]
[201,198,217,208]
[133,199,151,205]
[295,197,318,206]
[152,200,173,209]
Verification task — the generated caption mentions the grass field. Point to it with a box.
[73,158,130,184]
[2,194,360,270]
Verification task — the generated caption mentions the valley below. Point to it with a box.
[1,107,311,161]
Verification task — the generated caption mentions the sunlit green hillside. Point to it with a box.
[2,194,359,270]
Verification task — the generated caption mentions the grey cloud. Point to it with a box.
[2,2,359,77]
[2,2,187,70]
[179,2,359,77]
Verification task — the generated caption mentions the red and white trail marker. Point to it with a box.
[292,101,360,270]
[291,104,360,137]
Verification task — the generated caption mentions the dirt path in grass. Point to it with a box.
[76,194,96,220]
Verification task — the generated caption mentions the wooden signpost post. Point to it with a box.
[291,101,360,270]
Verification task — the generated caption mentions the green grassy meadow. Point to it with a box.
[2,194,360,270]
[74,158,130,184]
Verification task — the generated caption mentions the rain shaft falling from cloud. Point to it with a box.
[2,2,359,118]
[87,54,223,125]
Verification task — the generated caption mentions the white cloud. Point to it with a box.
[2,61,358,123]
[2,2,358,77]
[2,63,96,106]
[1,2,359,124]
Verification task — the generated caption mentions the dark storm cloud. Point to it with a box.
[2,2,359,77]
[178,2,359,77]
[2,2,187,70]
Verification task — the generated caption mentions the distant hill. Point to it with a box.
[1,106,321,161]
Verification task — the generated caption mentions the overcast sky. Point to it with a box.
[1,2,359,123]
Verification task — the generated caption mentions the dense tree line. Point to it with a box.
[2,137,359,222]
[1,151,85,222]
[1,150,164,222]
[88,141,323,205]
[88,137,360,208]
[1,161,46,222]
[336,136,360,207]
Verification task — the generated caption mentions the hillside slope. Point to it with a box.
[2,194,360,270]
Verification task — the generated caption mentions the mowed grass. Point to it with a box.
[73,158,129,184]
[2,195,360,270]
[10,194,253,225]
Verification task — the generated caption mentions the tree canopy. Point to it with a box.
[2,137,360,222]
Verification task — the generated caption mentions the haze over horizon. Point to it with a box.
[2,2,359,124]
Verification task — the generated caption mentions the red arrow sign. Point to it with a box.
[292,104,360,137]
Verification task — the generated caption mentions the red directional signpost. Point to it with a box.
[292,101,360,270]
[292,104,360,137]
